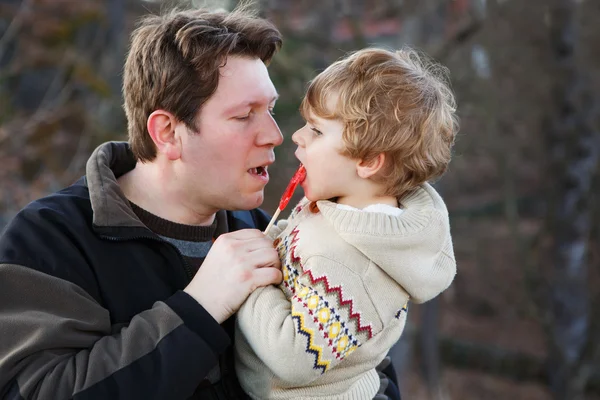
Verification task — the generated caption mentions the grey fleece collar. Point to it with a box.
[85,141,145,229]
[85,141,229,234]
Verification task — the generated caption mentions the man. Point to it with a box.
[0,6,400,400]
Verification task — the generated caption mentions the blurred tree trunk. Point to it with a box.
[105,0,125,100]
[436,335,600,395]
[390,319,415,395]
[421,298,445,400]
[419,182,448,400]
[92,0,126,134]
[545,0,598,399]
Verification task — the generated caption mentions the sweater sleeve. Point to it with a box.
[265,219,289,240]
[236,255,383,386]
[264,198,310,240]
[0,264,229,400]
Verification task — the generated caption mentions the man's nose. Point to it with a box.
[257,113,283,147]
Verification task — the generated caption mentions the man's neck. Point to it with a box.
[117,163,217,226]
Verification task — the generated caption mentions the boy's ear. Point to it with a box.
[356,153,386,179]
[147,110,182,161]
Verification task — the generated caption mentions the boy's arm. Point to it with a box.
[236,255,389,386]
[264,197,310,239]
[265,219,288,240]
[0,264,229,399]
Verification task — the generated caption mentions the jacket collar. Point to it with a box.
[84,141,236,238]
[85,141,146,231]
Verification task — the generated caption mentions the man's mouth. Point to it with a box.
[248,166,268,178]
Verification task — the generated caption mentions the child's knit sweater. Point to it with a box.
[235,183,456,400]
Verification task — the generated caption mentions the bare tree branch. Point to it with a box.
[0,0,31,61]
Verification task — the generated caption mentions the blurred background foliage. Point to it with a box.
[1,0,599,399]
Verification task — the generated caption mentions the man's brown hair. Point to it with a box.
[300,47,458,198]
[123,5,282,161]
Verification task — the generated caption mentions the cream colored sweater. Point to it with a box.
[235,183,456,400]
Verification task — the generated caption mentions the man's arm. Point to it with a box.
[374,356,402,400]
[0,229,281,400]
[0,264,228,400]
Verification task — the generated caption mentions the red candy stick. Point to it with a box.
[264,164,306,235]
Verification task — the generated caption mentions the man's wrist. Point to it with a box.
[183,287,227,324]
[166,291,230,352]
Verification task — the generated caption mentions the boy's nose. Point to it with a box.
[291,127,305,147]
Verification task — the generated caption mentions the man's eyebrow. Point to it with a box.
[224,94,280,114]
[252,94,279,106]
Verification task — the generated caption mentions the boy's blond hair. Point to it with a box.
[300,47,458,198]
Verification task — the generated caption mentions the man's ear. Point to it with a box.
[356,153,386,179]
[147,110,181,161]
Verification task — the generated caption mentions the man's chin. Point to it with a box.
[233,192,264,211]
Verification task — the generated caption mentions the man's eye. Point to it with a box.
[235,114,250,121]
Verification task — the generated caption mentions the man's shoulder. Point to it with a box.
[0,178,93,263]
[10,178,91,227]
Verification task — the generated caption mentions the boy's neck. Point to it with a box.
[335,194,399,209]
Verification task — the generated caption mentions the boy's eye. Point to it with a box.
[310,127,323,136]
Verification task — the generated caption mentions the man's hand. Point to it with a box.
[373,356,401,400]
[184,229,282,323]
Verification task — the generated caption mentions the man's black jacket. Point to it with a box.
[0,142,400,399]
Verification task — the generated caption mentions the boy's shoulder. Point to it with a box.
[286,197,312,220]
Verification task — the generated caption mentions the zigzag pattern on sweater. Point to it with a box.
[295,285,360,361]
[276,226,368,370]
[290,308,331,373]
[395,303,409,319]
[276,223,378,372]
[304,270,374,340]
[276,227,302,298]
[277,226,374,340]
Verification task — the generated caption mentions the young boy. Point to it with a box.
[234,47,458,400]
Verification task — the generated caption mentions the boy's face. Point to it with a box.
[292,99,363,205]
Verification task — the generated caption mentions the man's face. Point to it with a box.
[177,56,283,213]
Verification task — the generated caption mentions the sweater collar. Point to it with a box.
[315,183,456,303]
[316,185,435,236]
